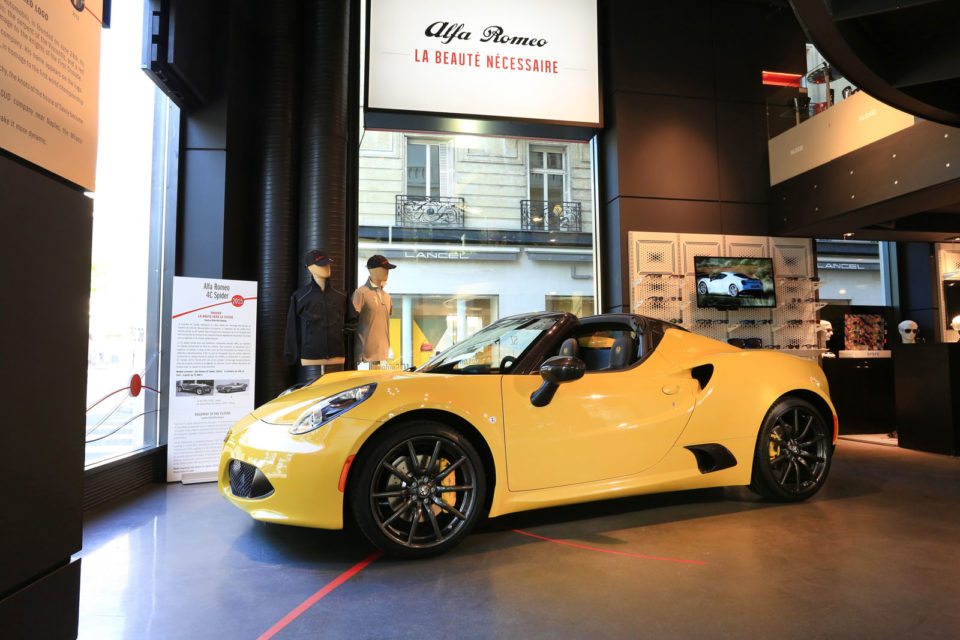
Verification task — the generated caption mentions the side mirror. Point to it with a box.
[530,356,585,407]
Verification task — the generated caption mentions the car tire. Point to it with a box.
[697,281,708,295]
[349,420,487,558]
[195,388,203,395]
[728,284,739,297]
[749,397,832,502]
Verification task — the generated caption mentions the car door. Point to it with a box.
[500,345,699,491]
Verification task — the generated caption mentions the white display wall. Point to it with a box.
[628,233,824,359]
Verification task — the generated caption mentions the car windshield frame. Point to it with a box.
[417,315,563,375]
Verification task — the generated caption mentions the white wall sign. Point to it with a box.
[167,277,258,483]
[0,0,102,189]
[367,0,599,126]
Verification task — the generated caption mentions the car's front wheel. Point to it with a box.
[749,398,832,501]
[350,421,486,558]
[195,388,204,395]
[697,281,708,295]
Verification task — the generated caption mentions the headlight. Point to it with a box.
[289,384,376,435]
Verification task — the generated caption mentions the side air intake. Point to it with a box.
[691,364,714,390]
[685,444,737,474]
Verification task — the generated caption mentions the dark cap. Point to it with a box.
[304,250,333,267]
[366,254,396,270]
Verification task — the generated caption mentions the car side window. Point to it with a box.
[556,325,640,372]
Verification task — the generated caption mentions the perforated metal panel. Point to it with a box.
[628,233,820,360]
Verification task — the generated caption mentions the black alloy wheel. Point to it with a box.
[749,398,832,501]
[350,422,486,558]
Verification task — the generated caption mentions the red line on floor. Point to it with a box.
[257,551,383,640]
[513,529,707,565]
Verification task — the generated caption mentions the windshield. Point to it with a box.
[418,315,560,374]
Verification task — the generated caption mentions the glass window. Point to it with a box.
[406,140,446,197]
[359,133,595,371]
[546,295,595,317]
[816,239,891,305]
[85,2,175,466]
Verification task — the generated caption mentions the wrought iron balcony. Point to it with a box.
[521,200,582,232]
[395,195,465,227]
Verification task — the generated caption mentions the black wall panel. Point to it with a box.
[603,0,715,100]
[599,0,805,309]
[0,153,88,635]
[716,101,770,204]
[613,93,720,202]
[0,560,81,639]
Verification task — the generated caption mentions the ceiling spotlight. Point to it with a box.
[842,232,855,239]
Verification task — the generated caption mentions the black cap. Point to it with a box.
[304,250,332,267]
[366,254,396,270]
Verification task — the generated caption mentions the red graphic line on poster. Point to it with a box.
[86,374,159,413]
[257,551,383,640]
[85,5,103,26]
[171,296,258,320]
[513,529,708,565]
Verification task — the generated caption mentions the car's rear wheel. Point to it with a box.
[749,398,832,501]
[195,388,204,395]
[350,421,486,558]
[728,284,740,296]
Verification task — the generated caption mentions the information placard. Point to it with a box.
[0,0,102,189]
[167,277,257,483]
[367,0,599,126]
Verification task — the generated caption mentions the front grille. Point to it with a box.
[229,459,274,499]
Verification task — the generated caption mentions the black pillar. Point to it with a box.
[255,0,301,403]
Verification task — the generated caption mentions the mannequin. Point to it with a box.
[819,319,836,357]
[952,315,960,340]
[352,255,396,368]
[284,250,357,377]
[898,319,918,344]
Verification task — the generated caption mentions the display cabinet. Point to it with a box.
[822,357,895,434]
[894,343,960,455]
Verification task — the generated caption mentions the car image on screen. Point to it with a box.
[697,271,764,297]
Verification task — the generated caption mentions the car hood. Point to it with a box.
[251,369,419,424]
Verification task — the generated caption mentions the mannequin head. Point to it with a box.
[819,319,834,341]
[307,263,331,285]
[303,249,333,288]
[898,319,918,344]
[952,315,960,333]
[365,254,396,286]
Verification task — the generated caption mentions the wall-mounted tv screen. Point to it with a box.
[694,256,777,309]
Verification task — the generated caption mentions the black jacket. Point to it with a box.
[284,281,358,364]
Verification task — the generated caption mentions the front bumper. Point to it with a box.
[218,414,378,530]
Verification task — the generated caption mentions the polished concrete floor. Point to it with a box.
[78,440,960,639]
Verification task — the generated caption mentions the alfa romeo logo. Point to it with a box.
[71,0,85,12]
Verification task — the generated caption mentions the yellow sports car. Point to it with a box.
[219,312,837,557]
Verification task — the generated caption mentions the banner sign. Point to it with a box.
[0,0,102,189]
[367,0,599,126]
[167,277,257,483]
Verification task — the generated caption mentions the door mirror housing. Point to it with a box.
[531,356,585,407]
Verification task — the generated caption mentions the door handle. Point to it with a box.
[662,385,680,395]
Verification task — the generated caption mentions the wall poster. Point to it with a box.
[167,277,257,483]
[0,0,102,189]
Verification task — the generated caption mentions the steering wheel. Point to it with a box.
[499,355,517,371]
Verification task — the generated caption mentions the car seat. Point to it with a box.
[558,337,579,358]
[608,334,634,369]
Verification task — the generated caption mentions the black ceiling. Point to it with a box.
[790,0,960,126]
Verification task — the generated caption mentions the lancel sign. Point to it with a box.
[367,0,599,126]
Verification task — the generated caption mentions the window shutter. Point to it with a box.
[439,144,453,197]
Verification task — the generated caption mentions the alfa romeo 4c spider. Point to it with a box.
[220,312,836,557]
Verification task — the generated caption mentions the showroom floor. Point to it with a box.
[77,440,960,640]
